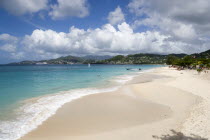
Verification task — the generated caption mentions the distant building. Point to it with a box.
[36,62,47,65]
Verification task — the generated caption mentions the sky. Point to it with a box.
[0,0,210,64]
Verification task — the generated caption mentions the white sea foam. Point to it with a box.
[112,69,154,84]
[0,87,119,140]
[112,74,137,84]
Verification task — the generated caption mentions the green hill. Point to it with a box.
[166,49,210,67]
[8,55,111,65]
[96,53,187,64]
[191,49,210,59]
[45,56,84,64]
[7,49,210,65]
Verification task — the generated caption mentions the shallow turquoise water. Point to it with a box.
[0,64,162,117]
[0,64,163,140]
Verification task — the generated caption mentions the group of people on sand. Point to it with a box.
[204,70,209,73]
[169,65,185,71]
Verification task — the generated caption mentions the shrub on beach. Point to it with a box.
[166,55,210,69]
[152,130,208,140]
[197,68,202,74]
[166,49,210,69]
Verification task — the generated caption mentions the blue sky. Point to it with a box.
[0,0,131,36]
[0,0,210,64]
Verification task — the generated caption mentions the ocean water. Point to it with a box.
[0,64,163,140]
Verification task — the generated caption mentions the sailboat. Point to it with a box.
[88,63,91,67]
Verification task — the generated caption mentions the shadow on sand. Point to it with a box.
[153,130,208,140]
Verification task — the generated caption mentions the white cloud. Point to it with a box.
[173,24,197,40]
[0,34,18,42]
[1,22,209,62]
[0,0,48,15]
[128,0,210,23]
[0,0,89,20]
[49,0,89,19]
[0,44,16,53]
[107,6,125,25]
[0,34,18,53]
[129,0,210,33]
[20,22,202,60]
[128,0,210,49]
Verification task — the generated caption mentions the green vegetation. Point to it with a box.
[8,55,112,65]
[46,56,84,64]
[96,54,169,64]
[166,50,210,69]
[197,68,203,74]
[7,49,210,67]
[96,53,187,64]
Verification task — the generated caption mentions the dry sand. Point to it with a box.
[20,67,210,140]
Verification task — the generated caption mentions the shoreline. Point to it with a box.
[20,67,210,140]
[1,66,154,140]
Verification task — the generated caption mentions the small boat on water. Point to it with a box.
[126,68,141,71]
[88,63,91,67]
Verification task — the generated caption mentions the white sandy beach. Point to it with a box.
[20,67,210,140]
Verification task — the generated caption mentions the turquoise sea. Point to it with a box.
[0,64,163,140]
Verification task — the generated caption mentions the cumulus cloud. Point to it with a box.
[107,6,125,25]
[0,34,18,53]
[0,34,18,43]
[1,21,209,62]
[0,44,16,53]
[0,34,25,61]
[0,0,89,19]
[128,0,210,51]
[49,0,89,19]
[0,0,48,15]
[128,0,210,23]
[20,22,202,60]
[129,0,210,34]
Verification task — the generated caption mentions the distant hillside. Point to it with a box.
[45,56,84,64]
[95,50,210,65]
[7,49,210,65]
[95,53,187,64]
[166,49,210,67]
[82,55,112,60]
[191,49,210,59]
[8,55,112,65]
